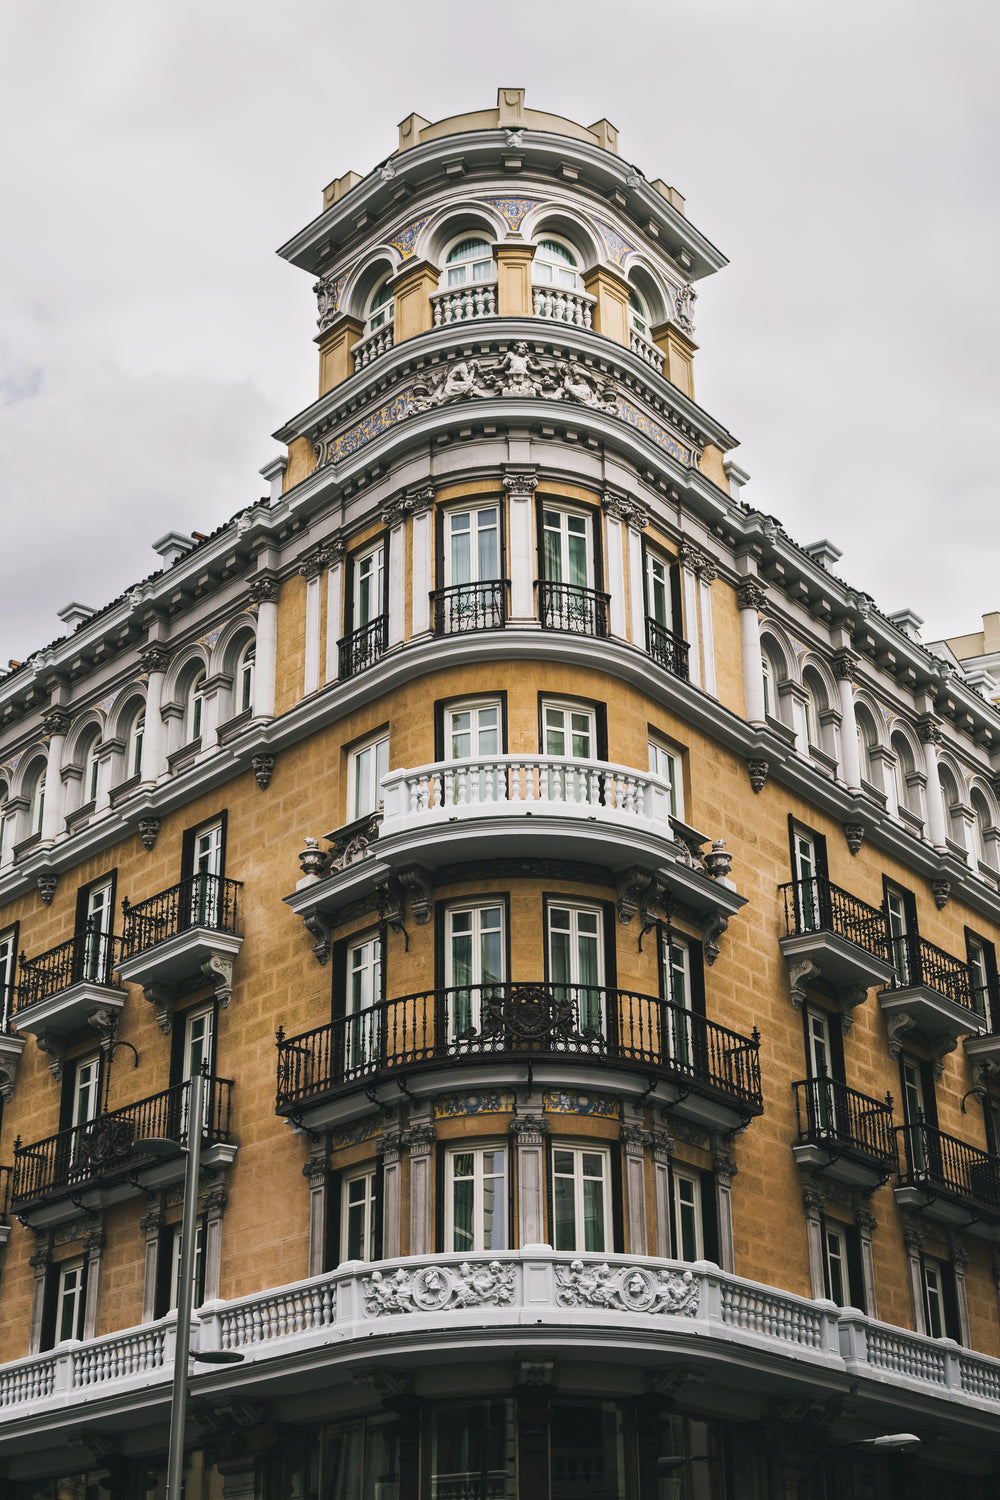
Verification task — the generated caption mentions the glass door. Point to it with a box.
[183,1004,215,1133]
[354,546,385,629]
[548,904,604,1038]
[805,1007,834,1131]
[885,887,911,985]
[446,905,504,1044]
[792,828,819,931]
[902,1059,928,1173]
[82,879,113,983]
[646,551,671,627]
[662,932,694,1069]
[344,934,381,1076]
[190,821,223,927]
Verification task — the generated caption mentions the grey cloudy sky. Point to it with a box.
[1,0,996,662]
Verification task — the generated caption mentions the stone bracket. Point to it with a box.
[397,864,432,925]
[703,910,729,967]
[303,911,334,966]
[201,952,235,1008]
[143,982,178,1034]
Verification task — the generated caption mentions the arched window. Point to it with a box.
[890,732,920,820]
[187,671,206,743]
[761,652,774,718]
[31,769,46,834]
[628,288,649,338]
[127,708,145,779]
[533,238,581,290]
[856,708,879,790]
[803,676,823,749]
[972,789,995,870]
[0,783,10,862]
[939,767,965,850]
[238,642,255,715]
[81,732,101,804]
[444,237,494,287]
[366,277,394,335]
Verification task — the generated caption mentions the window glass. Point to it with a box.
[186,670,206,742]
[646,551,670,628]
[761,652,774,718]
[662,931,694,1067]
[366,278,394,332]
[83,878,113,981]
[72,1055,102,1130]
[447,700,501,760]
[550,1401,627,1500]
[885,886,910,983]
[446,506,500,586]
[446,904,504,1041]
[542,508,591,588]
[169,1219,206,1309]
[128,709,145,778]
[430,1401,513,1500]
[238,643,255,714]
[824,1224,848,1306]
[923,1260,944,1339]
[552,1146,609,1253]
[32,770,46,833]
[353,546,385,629]
[533,238,580,289]
[341,1169,377,1263]
[446,1146,506,1253]
[82,733,101,803]
[968,939,990,1018]
[0,927,15,1031]
[348,735,389,822]
[628,288,648,336]
[323,1413,399,1500]
[542,702,595,759]
[56,1260,86,1343]
[344,933,381,1075]
[0,784,11,861]
[445,237,494,286]
[672,1169,703,1261]
[648,738,682,819]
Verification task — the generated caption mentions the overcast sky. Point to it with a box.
[1,0,996,663]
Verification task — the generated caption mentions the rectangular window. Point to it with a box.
[672,1168,704,1262]
[347,734,389,823]
[922,1258,945,1339]
[547,903,604,1034]
[180,1003,215,1128]
[353,545,385,629]
[445,1145,507,1253]
[884,881,917,987]
[168,1220,206,1310]
[340,1169,378,1263]
[0,926,16,1031]
[662,931,694,1067]
[965,929,998,1024]
[552,1145,610,1253]
[541,700,596,760]
[82,878,114,983]
[71,1054,102,1130]
[446,506,501,586]
[344,932,381,1075]
[446,903,504,1041]
[446,700,502,760]
[56,1260,86,1344]
[646,551,671,628]
[430,1400,513,1500]
[551,1401,627,1500]
[324,1415,399,1500]
[823,1223,848,1306]
[542,507,593,588]
[648,737,683,821]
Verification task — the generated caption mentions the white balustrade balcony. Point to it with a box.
[352,322,394,371]
[431,282,498,325]
[3,1251,1000,1439]
[629,328,663,369]
[531,287,595,328]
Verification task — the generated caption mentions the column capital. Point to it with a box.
[502,470,538,498]
[510,1113,549,1145]
[248,573,279,607]
[831,649,859,681]
[917,713,942,745]
[41,708,71,738]
[736,577,767,612]
[139,643,172,675]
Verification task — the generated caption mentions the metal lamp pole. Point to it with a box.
[166,1066,204,1500]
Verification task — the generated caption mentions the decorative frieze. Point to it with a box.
[434,1090,515,1119]
[542,1091,620,1120]
[363,1260,516,1316]
[409,343,617,413]
[555,1259,698,1316]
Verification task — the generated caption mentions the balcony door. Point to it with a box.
[445,904,504,1044]
[71,1054,102,1131]
[443,699,503,804]
[353,545,385,630]
[344,933,382,1077]
[542,508,592,589]
[445,506,501,589]
[662,932,697,1069]
[82,879,113,983]
[181,1003,215,1132]
[885,883,915,986]
[541,700,598,804]
[548,904,604,1038]
[190,819,224,927]
[791,827,820,931]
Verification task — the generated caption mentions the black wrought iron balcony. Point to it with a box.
[432,580,508,635]
[11,1075,234,1212]
[895,1120,1000,1229]
[16,922,122,1012]
[338,614,388,681]
[277,982,762,1122]
[537,581,610,638]
[792,1075,896,1188]
[645,618,690,680]
[121,874,242,961]
[780,878,889,962]
[886,933,980,1013]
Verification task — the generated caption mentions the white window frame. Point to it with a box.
[344,931,382,1075]
[648,736,683,820]
[628,285,649,337]
[0,785,11,864]
[189,818,224,926]
[672,1167,703,1262]
[541,506,593,589]
[186,670,206,743]
[168,1219,206,1310]
[541,700,596,761]
[444,504,502,588]
[445,699,502,761]
[126,709,145,780]
[445,902,505,1041]
[532,235,581,289]
[661,930,695,1068]
[81,733,101,805]
[83,878,113,982]
[823,1221,848,1306]
[182,1004,214,1083]
[551,1143,611,1253]
[645,550,671,630]
[366,276,394,334]
[547,902,604,1035]
[237,642,255,715]
[341,1168,378,1264]
[56,1259,86,1344]
[352,544,385,630]
[31,769,46,834]
[71,1054,102,1130]
[791,826,819,930]
[922,1257,946,1339]
[0,926,15,1031]
[347,733,389,823]
[885,885,911,985]
[444,1143,507,1254]
[442,235,495,288]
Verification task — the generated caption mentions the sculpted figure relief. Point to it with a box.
[410,343,617,414]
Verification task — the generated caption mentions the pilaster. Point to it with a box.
[495,242,536,316]
[318,315,364,396]
[511,1114,549,1247]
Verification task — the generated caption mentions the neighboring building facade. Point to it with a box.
[3,89,1000,1498]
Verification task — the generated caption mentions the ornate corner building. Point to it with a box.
[2,88,1000,1498]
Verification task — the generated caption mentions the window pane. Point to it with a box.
[582,1177,605,1251]
[452,1177,475,1252]
[554,1175,576,1251]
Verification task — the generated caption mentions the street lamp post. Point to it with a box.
[797,1434,921,1499]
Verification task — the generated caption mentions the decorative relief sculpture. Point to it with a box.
[554,1259,699,1317]
[702,911,729,967]
[736,579,767,613]
[844,822,864,855]
[328,812,382,870]
[251,754,276,791]
[746,759,769,794]
[138,817,161,852]
[37,872,58,905]
[201,952,235,1008]
[409,343,616,415]
[674,283,697,336]
[363,1260,517,1316]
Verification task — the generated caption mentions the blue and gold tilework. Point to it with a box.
[330,1117,383,1151]
[435,1090,516,1119]
[388,215,431,260]
[479,197,541,234]
[593,218,636,268]
[615,397,692,465]
[543,1090,622,1120]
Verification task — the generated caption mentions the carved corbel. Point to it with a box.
[931,1035,959,1080]
[615,867,651,926]
[303,911,334,966]
[397,865,432,925]
[702,911,729,967]
[36,1033,65,1081]
[644,1365,705,1399]
[377,878,406,939]
[885,1011,916,1059]
[844,822,865,856]
[0,1051,21,1103]
[837,985,869,1034]
[143,982,177,1034]
[137,817,161,852]
[201,952,235,1007]
[640,879,670,939]
[785,957,820,1011]
[931,879,951,910]
[746,759,769,794]
[252,754,276,790]
[37,872,58,906]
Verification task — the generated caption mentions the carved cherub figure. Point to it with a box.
[498,341,545,397]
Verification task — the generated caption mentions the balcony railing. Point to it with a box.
[794,1076,896,1171]
[780,877,890,962]
[430,282,498,325]
[277,983,763,1115]
[531,287,595,328]
[896,1121,1000,1218]
[120,874,242,960]
[645,618,691,680]
[16,922,121,1011]
[629,328,663,369]
[11,1074,234,1207]
[537,580,609,637]
[380,755,673,839]
[338,614,388,681]
[351,323,394,371]
[888,932,979,1012]
[432,580,508,636]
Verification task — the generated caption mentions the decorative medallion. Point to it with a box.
[554,1259,699,1316]
[363,1260,517,1315]
[387,215,431,260]
[479,197,540,233]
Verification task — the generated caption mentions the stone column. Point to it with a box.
[503,472,538,625]
[202,1186,228,1304]
[712,1149,737,1273]
[918,715,948,849]
[408,487,435,639]
[300,549,325,697]
[382,499,407,649]
[140,1204,165,1323]
[249,575,279,719]
[802,1184,826,1300]
[139,644,170,782]
[678,543,703,688]
[404,1121,437,1257]
[625,506,649,648]
[697,560,718,696]
[619,1122,651,1255]
[950,1241,971,1345]
[833,650,862,791]
[856,1204,878,1319]
[737,577,768,724]
[40,708,70,843]
[28,1239,52,1355]
[601,496,628,642]
[304,1141,331,1277]
[82,1220,106,1340]
[511,1115,549,1247]
[379,1129,404,1259]
[904,1218,927,1334]
[651,1130,674,1258]
[321,541,345,687]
